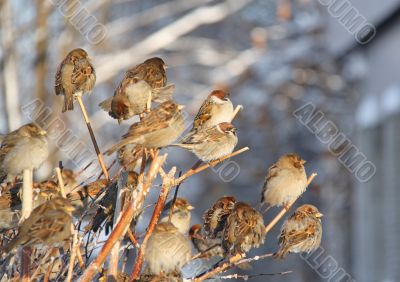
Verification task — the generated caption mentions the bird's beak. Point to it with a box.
[187,205,195,211]
[316,212,323,218]
[301,160,306,165]
[163,64,168,69]
[177,104,185,110]
[39,130,47,136]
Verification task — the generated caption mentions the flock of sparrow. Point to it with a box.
[0,48,323,281]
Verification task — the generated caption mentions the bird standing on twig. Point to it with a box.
[275,204,323,259]
[106,101,185,154]
[99,57,175,123]
[203,196,236,239]
[261,153,307,209]
[222,202,265,255]
[144,222,192,275]
[2,197,74,253]
[55,48,96,112]
[191,90,234,132]
[171,122,238,162]
[0,123,48,183]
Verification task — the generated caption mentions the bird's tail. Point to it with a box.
[62,95,74,112]
[98,97,113,112]
[152,84,175,103]
[105,140,134,156]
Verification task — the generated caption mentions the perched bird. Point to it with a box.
[171,122,237,162]
[144,222,192,275]
[99,57,175,123]
[2,197,74,253]
[106,101,185,154]
[55,48,96,112]
[160,198,194,234]
[0,123,48,182]
[275,204,323,259]
[88,172,138,234]
[191,90,234,132]
[203,196,236,239]
[261,153,307,208]
[117,144,145,172]
[68,178,108,217]
[223,202,265,255]
[189,224,224,258]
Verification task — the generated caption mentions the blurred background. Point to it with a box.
[1,0,399,281]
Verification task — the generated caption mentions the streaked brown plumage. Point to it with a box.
[189,224,224,258]
[203,196,236,239]
[275,204,323,259]
[223,202,265,255]
[172,122,237,162]
[99,57,174,123]
[117,144,145,172]
[106,101,185,154]
[2,197,74,253]
[192,90,234,132]
[88,172,138,234]
[261,153,307,208]
[0,123,48,182]
[55,48,96,112]
[145,222,192,275]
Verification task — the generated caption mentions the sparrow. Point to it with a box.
[191,90,234,132]
[189,224,224,258]
[171,122,237,162]
[67,178,109,217]
[117,144,145,172]
[99,57,175,123]
[223,202,265,255]
[55,48,96,112]
[88,172,138,234]
[261,153,307,208]
[160,198,194,234]
[106,101,185,154]
[144,222,192,275]
[0,123,48,183]
[2,197,74,253]
[275,204,323,259]
[203,196,236,239]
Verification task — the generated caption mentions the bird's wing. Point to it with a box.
[192,101,213,130]
[122,108,170,138]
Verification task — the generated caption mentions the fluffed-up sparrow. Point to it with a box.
[203,196,236,239]
[275,204,323,259]
[55,48,96,112]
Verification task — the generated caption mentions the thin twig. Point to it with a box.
[76,95,110,181]
[230,105,243,121]
[168,171,182,223]
[130,167,176,280]
[175,147,249,186]
[194,254,243,282]
[55,167,66,198]
[79,154,166,282]
[219,271,292,280]
[264,172,317,234]
[127,229,139,248]
[66,230,78,282]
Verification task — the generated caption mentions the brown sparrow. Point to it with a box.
[88,172,138,234]
[144,222,192,275]
[0,123,48,182]
[275,204,323,259]
[171,122,237,162]
[2,197,74,252]
[160,198,194,234]
[117,144,145,172]
[203,196,236,239]
[189,224,224,258]
[106,101,185,154]
[55,48,96,112]
[261,153,307,208]
[99,57,175,123]
[223,202,265,255]
[192,90,234,132]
